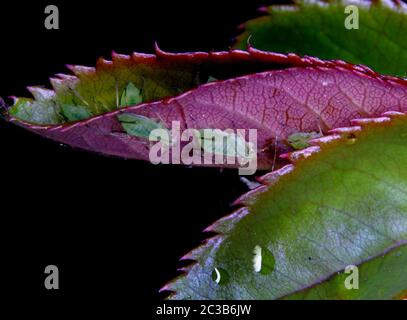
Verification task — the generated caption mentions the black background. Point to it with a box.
[0,0,269,314]
[1,1,405,317]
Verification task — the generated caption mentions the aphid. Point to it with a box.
[60,104,93,122]
[118,113,166,138]
[117,113,173,146]
[119,82,143,107]
[287,131,322,150]
[195,129,255,160]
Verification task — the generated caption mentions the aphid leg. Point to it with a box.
[317,116,330,136]
[318,122,323,136]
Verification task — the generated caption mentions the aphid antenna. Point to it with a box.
[318,122,323,136]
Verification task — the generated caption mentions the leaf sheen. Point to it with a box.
[166,114,407,299]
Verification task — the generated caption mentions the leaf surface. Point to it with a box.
[165,112,407,299]
[7,47,293,125]
[234,0,407,77]
[4,49,407,169]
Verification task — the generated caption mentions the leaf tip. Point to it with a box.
[350,116,391,126]
[231,185,268,206]
[154,41,167,57]
[66,64,95,76]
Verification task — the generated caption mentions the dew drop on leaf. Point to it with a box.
[253,245,275,275]
[211,267,229,285]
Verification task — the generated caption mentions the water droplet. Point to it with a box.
[252,245,275,275]
[211,267,229,285]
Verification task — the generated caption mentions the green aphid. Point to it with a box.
[117,113,167,141]
[207,76,218,83]
[60,104,93,122]
[120,82,143,107]
[196,129,255,160]
[287,131,322,150]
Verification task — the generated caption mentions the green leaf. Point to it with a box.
[120,82,143,107]
[284,245,407,299]
[234,0,407,77]
[60,104,93,122]
[8,52,203,125]
[9,97,62,125]
[166,114,407,299]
